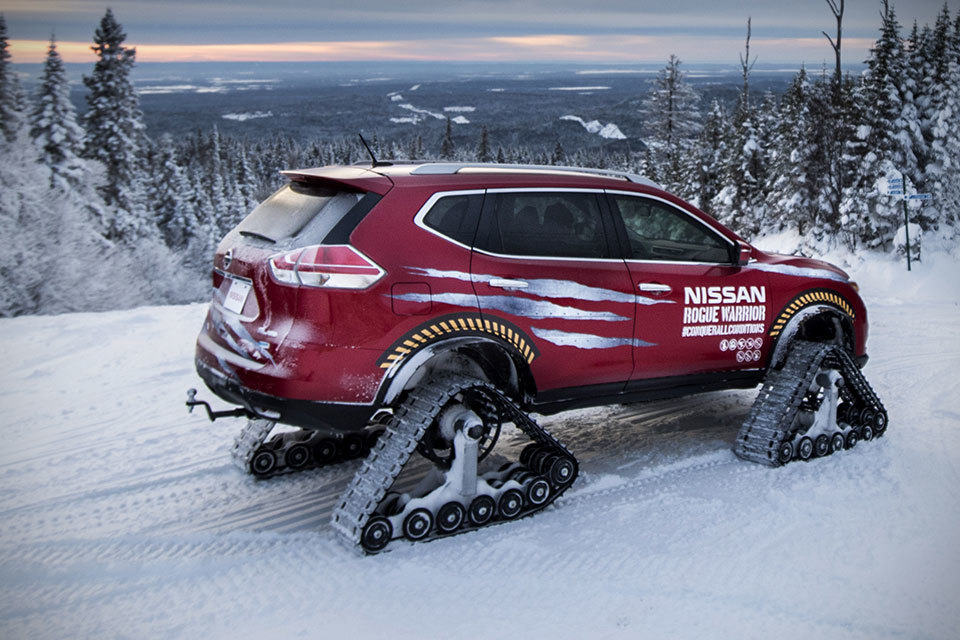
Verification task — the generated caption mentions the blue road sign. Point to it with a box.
[905,193,932,200]
[888,178,903,184]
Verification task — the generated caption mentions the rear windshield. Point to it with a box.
[234,182,366,248]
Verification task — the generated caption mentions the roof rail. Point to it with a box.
[408,162,661,189]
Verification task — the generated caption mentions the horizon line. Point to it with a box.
[7,34,876,65]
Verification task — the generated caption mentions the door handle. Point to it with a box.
[490,278,529,289]
[638,282,671,293]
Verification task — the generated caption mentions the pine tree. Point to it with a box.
[82,9,150,240]
[0,14,23,144]
[476,125,491,162]
[641,55,701,193]
[440,117,454,159]
[767,68,816,233]
[692,100,731,214]
[551,139,565,165]
[840,0,915,249]
[496,145,505,164]
[149,134,195,249]
[30,37,86,188]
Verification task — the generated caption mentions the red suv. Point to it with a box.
[190,162,885,553]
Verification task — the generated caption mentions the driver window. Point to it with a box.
[610,195,730,263]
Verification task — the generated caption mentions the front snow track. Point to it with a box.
[331,373,578,554]
[735,339,888,466]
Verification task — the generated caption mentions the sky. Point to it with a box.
[3,0,955,65]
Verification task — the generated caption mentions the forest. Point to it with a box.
[1,2,958,317]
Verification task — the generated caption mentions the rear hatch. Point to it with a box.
[207,169,392,364]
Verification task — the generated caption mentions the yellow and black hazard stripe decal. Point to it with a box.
[377,313,540,370]
[769,289,854,338]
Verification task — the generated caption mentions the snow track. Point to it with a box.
[2,264,960,638]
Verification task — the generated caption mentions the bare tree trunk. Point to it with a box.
[822,0,844,92]
[739,17,757,111]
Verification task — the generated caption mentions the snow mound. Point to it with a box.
[390,94,404,102]
[450,115,470,124]
[221,111,273,122]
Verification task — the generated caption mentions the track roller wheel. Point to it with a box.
[519,443,544,467]
[845,430,859,449]
[498,489,524,519]
[861,424,875,441]
[525,477,551,506]
[361,516,393,553]
[284,443,311,469]
[546,456,576,487]
[874,411,888,436]
[250,448,277,477]
[797,436,814,461]
[859,408,876,431]
[531,450,553,475]
[830,432,845,454]
[777,441,794,464]
[815,434,830,457]
[468,495,496,526]
[403,508,433,541]
[340,433,365,458]
[437,502,466,533]
[312,438,338,464]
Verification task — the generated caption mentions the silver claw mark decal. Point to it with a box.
[530,327,655,349]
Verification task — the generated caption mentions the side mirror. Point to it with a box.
[735,241,752,266]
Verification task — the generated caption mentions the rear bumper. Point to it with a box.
[196,357,375,432]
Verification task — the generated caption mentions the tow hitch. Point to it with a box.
[186,388,252,422]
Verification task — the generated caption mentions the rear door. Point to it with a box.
[471,189,636,393]
[605,191,771,379]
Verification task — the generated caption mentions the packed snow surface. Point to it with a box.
[1,253,959,639]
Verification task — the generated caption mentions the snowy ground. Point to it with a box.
[1,253,959,639]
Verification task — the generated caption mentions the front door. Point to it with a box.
[471,189,636,393]
[604,191,772,379]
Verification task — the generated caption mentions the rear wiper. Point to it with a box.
[239,230,276,244]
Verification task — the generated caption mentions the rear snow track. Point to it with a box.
[1,286,959,639]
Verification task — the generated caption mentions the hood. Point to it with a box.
[752,250,851,282]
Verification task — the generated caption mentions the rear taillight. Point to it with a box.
[269,244,385,289]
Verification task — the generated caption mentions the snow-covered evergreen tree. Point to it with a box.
[82,9,150,240]
[692,100,732,214]
[440,118,454,159]
[29,37,86,188]
[642,55,701,193]
[767,68,818,234]
[148,134,196,250]
[0,14,25,145]
[841,0,916,249]
[476,125,491,162]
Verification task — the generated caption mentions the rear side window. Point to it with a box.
[234,182,379,248]
[477,191,610,259]
[421,194,483,246]
[610,195,731,263]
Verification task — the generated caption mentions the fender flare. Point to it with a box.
[767,289,856,367]
[373,313,539,406]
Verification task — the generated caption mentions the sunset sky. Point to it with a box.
[3,0,954,65]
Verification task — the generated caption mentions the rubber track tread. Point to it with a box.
[331,373,578,554]
[735,340,887,466]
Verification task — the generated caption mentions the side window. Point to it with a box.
[477,192,609,259]
[421,194,482,246]
[610,195,731,263]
